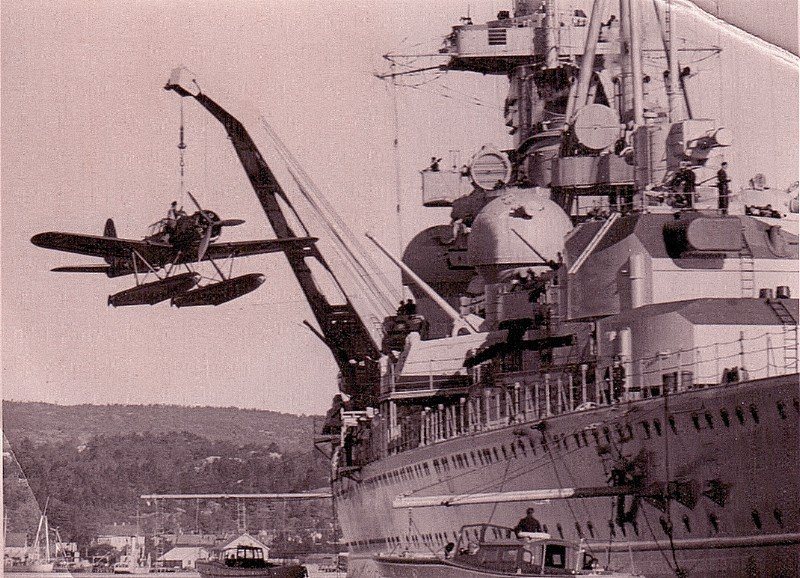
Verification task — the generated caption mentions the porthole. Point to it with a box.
[704,412,714,429]
[653,419,662,436]
[720,409,730,427]
[774,508,784,528]
[708,513,719,533]
[751,510,762,530]
[776,401,787,419]
[749,405,760,424]
[735,407,745,425]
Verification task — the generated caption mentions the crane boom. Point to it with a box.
[165,68,380,408]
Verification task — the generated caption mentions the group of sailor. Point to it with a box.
[668,162,732,213]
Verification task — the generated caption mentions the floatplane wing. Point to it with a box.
[32,232,317,266]
[32,229,319,307]
[202,236,318,259]
[31,232,174,263]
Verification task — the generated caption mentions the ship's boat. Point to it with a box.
[194,546,307,578]
[377,524,644,577]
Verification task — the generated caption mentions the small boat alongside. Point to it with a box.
[195,545,307,578]
[376,524,645,577]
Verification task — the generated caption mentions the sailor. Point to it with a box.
[406,298,417,315]
[717,162,731,214]
[397,300,408,316]
[167,201,179,221]
[671,163,696,207]
[429,157,442,171]
[322,394,347,435]
[514,508,542,536]
[163,201,180,242]
[603,355,626,403]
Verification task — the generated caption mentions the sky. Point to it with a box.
[2,0,798,416]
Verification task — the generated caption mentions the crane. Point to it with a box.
[164,68,383,409]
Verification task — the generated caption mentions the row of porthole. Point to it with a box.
[347,503,787,552]
[690,397,797,431]
[345,437,541,498]
[337,397,799,501]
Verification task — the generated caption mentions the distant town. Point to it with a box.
[3,402,339,572]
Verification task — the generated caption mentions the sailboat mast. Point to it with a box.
[44,514,51,562]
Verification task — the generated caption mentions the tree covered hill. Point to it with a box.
[2,402,333,549]
[3,401,321,453]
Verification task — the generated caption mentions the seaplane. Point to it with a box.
[31,192,316,307]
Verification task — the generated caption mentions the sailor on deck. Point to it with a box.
[671,163,696,208]
[514,508,542,536]
[717,162,731,214]
[604,355,626,403]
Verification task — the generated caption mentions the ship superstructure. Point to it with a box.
[329,1,800,577]
[166,1,799,576]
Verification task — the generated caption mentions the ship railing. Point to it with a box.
[624,330,798,398]
[381,353,473,396]
[399,330,797,449]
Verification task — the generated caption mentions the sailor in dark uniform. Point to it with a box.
[603,355,626,403]
[717,162,731,214]
[670,163,696,208]
[514,508,542,536]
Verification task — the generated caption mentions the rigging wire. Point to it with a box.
[388,61,405,286]
[259,118,400,314]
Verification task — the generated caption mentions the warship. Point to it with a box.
[165,0,799,576]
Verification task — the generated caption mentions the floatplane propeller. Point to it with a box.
[31,196,317,308]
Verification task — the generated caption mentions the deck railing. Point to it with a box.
[379,330,797,453]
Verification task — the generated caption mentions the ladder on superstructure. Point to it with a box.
[739,226,755,298]
[767,299,798,373]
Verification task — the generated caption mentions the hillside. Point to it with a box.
[2,401,322,453]
[2,401,333,548]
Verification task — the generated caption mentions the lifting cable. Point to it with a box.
[178,99,188,207]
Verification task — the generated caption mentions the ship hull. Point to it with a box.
[195,561,306,578]
[333,374,800,578]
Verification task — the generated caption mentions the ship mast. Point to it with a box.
[665,0,682,122]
